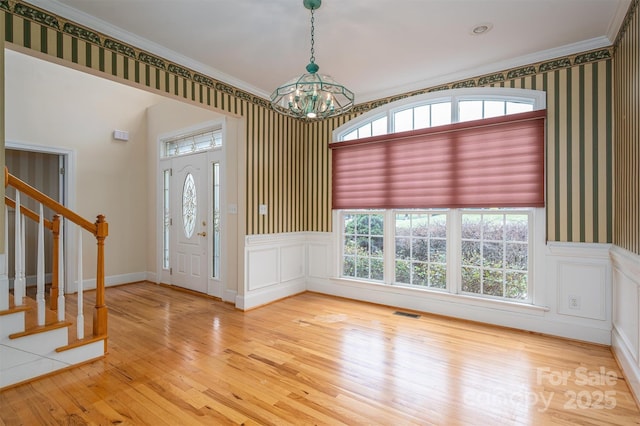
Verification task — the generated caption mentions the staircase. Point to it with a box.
[0,168,109,389]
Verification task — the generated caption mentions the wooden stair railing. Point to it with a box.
[3,167,109,345]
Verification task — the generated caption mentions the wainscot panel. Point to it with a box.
[611,245,640,403]
[239,233,308,310]
[307,238,613,345]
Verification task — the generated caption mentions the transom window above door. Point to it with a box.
[161,127,222,158]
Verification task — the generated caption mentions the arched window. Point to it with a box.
[334,87,545,141]
[332,88,546,306]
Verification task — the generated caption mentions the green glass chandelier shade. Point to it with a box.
[270,0,354,120]
[270,65,355,119]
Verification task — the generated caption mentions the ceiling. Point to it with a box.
[26,0,631,104]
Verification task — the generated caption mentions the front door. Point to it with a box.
[171,152,208,293]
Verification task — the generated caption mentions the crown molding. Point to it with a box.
[608,0,634,43]
[21,0,621,106]
[358,36,612,103]
[23,0,271,100]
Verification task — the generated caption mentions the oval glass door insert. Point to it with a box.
[182,172,197,238]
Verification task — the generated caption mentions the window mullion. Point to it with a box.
[384,210,395,285]
[449,209,460,294]
[451,95,459,124]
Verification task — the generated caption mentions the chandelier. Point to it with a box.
[270,0,354,120]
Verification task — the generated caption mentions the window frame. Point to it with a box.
[332,87,547,308]
[393,209,450,291]
[455,208,534,303]
[335,208,544,306]
[334,87,546,142]
[340,211,387,283]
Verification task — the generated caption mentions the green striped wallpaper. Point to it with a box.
[310,55,614,243]
[613,0,640,255]
[0,1,621,243]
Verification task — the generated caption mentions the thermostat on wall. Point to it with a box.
[113,129,129,141]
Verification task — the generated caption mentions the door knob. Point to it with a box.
[197,231,207,237]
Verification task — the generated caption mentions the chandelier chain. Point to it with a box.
[309,8,315,64]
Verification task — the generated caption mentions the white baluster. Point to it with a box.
[76,227,84,339]
[0,206,8,311]
[57,217,65,322]
[3,206,6,276]
[21,214,26,296]
[37,203,45,326]
[14,191,24,306]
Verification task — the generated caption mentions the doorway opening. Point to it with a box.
[5,143,76,291]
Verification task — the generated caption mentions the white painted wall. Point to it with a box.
[6,48,244,298]
[5,48,166,286]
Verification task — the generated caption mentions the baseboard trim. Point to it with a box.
[80,272,148,290]
[308,277,612,345]
[612,327,640,405]
[237,279,306,311]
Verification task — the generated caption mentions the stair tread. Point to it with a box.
[0,304,30,316]
[56,334,107,352]
[9,320,72,339]
[10,287,94,346]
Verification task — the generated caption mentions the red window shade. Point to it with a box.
[331,109,546,210]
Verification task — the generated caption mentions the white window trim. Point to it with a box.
[453,208,534,304]
[333,87,547,142]
[160,121,224,159]
[333,208,548,314]
[335,208,544,304]
[331,87,548,312]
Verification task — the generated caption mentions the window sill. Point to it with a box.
[330,277,550,317]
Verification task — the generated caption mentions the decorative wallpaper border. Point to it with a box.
[4,0,271,109]
[351,47,613,114]
[6,0,614,120]
[614,0,638,49]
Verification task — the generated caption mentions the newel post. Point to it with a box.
[50,214,60,311]
[93,214,108,338]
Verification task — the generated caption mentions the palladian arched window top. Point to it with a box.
[333,87,547,142]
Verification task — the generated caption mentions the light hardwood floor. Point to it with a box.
[1,282,639,425]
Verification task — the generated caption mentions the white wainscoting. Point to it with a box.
[306,235,613,345]
[544,242,612,341]
[238,233,307,310]
[611,245,640,403]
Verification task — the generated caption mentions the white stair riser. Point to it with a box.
[0,311,26,339]
[0,351,68,388]
[0,327,68,355]
[51,341,104,364]
[0,336,104,388]
[0,344,42,370]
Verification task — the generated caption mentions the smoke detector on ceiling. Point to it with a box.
[471,23,493,35]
